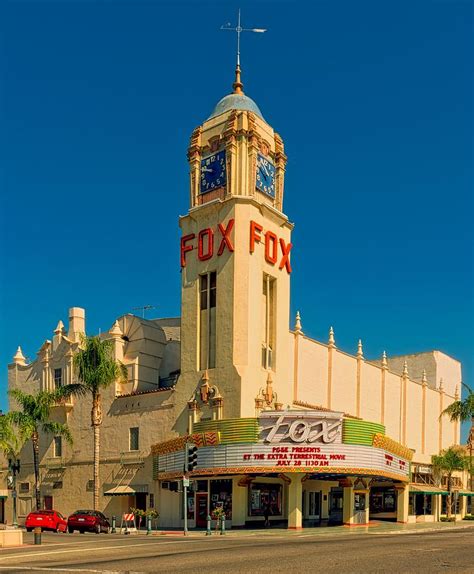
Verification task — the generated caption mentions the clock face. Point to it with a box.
[200,151,226,194]
[256,153,276,198]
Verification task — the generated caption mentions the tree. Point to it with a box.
[72,336,127,510]
[441,383,474,491]
[0,416,24,526]
[432,445,469,519]
[7,388,74,511]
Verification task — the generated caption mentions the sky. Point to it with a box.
[0,0,472,440]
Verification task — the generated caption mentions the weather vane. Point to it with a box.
[221,9,266,94]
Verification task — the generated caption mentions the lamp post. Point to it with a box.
[8,458,20,529]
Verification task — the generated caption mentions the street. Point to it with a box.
[0,527,473,573]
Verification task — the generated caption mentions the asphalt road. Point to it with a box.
[0,528,473,574]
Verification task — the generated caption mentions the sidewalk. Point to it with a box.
[153,520,474,538]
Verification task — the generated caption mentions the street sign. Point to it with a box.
[183,477,190,487]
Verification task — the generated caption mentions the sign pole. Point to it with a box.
[183,442,188,536]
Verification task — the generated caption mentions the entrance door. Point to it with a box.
[353,493,366,524]
[196,493,208,528]
[308,492,321,520]
[135,493,147,512]
[44,496,53,510]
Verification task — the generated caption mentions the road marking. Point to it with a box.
[0,539,205,562]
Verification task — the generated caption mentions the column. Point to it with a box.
[341,478,355,526]
[438,380,445,452]
[460,495,467,519]
[356,340,363,418]
[187,400,198,434]
[327,327,336,409]
[293,311,303,402]
[395,484,409,523]
[287,473,304,529]
[232,477,248,527]
[432,494,441,522]
[381,351,387,425]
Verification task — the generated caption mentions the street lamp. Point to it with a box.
[8,458,20,529]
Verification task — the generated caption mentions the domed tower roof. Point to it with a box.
[207,63,264,121]
[209,92,263,120]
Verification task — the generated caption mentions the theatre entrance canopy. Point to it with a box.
[152,410,413,482]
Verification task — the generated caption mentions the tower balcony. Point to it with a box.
[52,395,74,411]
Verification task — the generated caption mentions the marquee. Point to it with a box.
[152,410,413,482]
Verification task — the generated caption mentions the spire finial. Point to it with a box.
[402,360,408,377]
[54,320,65,334]
[13,346,26,365]
[221,9,267,96]
[109,320,123,338]
[422,369,427,386]
[357,339,364,359]
[295,310,303,334]
[381,351,388,369]
[328,326,336,348]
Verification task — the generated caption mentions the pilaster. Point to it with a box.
[286,473,304,529]
[327,327,336,410]
[395,484,409,523]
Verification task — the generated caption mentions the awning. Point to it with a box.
[409,484,449,495]
[103,485,148,496]
[458,491,474,497]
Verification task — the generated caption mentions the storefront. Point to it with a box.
[152,409,413,529]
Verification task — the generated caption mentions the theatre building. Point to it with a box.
[152,67,471,528]
[6,66,472,528]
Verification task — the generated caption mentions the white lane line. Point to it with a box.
[0,539,203,562]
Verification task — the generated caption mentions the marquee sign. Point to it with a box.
[156,442,410,481]
[259,411,343,445]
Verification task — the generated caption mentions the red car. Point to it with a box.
[25,510,67,533]
[67,510,110,534]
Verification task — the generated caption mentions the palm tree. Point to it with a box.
[72,335,127,510]
[432,445,469,519]
[7,388,74,511]
[441,383,474,491]
[0,416,24,526]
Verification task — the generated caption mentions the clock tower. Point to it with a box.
[178,64,293,424]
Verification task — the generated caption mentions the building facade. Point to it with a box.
[4,67,472,528]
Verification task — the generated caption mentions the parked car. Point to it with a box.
[25,510,68,533]
[67,510,110,534]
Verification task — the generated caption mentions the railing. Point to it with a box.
[44,457,67,469]
[412,472,436,486]
[120,451,145,465]
[53,396,74,409]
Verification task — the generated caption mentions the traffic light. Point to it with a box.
[187,445,198,472]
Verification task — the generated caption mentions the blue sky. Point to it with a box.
[0,1,472,440]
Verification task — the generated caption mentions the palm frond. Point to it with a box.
[73,335,128,392]
[5,411,35,441]
[41,421,73,445]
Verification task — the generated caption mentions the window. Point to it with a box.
[248,483,282,517]
[262,275,276,369]
[53,436,62,458]
[199,271,217,370]
[19,482,30,493]
[54,368,62,389]
[129,427,139,451]
[210,479,232,520]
